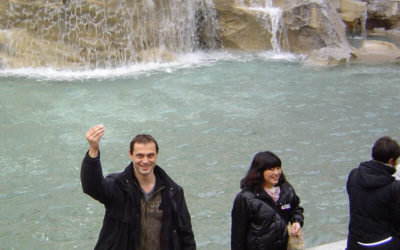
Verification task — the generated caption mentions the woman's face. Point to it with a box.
[263,166,281,188]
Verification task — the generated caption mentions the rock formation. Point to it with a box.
[353,40,400,64]
[215,0,355,65]
[0,0,399,68]
[366,0,400,30]
[339,0,400,35]
[0,0,220,68]
[338,0,368,36]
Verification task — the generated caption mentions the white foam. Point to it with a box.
[258,50,304,62]
[0,55,197,81]
[0,50,304,80]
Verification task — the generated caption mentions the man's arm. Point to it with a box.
[174,188,196,250]
[80,125,108,204]
[86,124,104,158]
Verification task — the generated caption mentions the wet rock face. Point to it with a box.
[284,2,350,53]
[0,0,220,68]
[338,0,367,35]
[338,0,400,32]
[212,0,274,51]
[213,0,351,53]
[213,0,355,65]
[367,0,399,18]
[366,0,400,30]
[0,0,399,68]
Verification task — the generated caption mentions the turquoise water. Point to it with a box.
[0,51,399,249]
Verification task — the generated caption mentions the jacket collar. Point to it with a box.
[252,183,292,206]
[112,163,180,194]
[358,160,395,189]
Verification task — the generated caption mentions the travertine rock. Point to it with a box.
[0,0,399,68]
[353,40,400,64]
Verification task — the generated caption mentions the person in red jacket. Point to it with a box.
[81,124,196,250]
[346,136,400,250]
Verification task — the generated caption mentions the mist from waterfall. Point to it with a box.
[2,0,220,69]
[236,0,288,53]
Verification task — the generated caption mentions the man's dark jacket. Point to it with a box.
[231,182,304,250]
[81,152,196,250]
[346,160,400,249]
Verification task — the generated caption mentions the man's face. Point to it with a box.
[129,142,158,177]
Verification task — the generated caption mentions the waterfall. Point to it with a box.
[360,8,368,39]
[236,0,288,53]
[1,0,220,69]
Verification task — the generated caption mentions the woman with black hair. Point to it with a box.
[231,151,304,250]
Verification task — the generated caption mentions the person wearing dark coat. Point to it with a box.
[231,151,304,250]
[346,136,400,250]
[81,124,196,250]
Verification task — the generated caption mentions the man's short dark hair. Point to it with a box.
[130,134,159,154]
[372,136,400,163]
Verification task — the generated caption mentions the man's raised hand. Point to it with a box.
[86,124,105,158]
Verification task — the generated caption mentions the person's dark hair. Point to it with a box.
[240,151,286,190]
[129,134,159,154]
[372,136,400,163]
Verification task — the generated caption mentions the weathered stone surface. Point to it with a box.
[335,0,400,33]
[213,0,273,51]
[283,2,352,54]
[306,240,347,250]
[338,0,367,36]
[367,0,399,18]
[304,47,356,66]
[352,39,400,64]
[0,0,220,68]
[214,0,354,59]
[365,0,400,30]
[339,0,367,23]
[0,0,400,68]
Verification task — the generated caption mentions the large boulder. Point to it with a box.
[283,1,352,54]
[352,39,400,64]
[212,0,274,51]
[304,47,356,66]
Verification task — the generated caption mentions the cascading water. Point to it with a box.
[0,0,219,69]
[236,0,288,53]
[360,9,368,39]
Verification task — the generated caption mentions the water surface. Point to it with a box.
[0,52,399,249]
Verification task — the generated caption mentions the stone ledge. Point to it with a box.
[306,239,347,250]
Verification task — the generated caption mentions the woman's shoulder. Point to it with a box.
[235,189,257,200]
[279,182,298,197]
[280,181,295,190]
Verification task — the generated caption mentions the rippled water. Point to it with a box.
[0,51,399,249]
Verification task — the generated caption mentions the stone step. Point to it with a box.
[306,240,347,250]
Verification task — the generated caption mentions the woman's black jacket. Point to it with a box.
[80,151,196,250]
[231,182,304,250]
